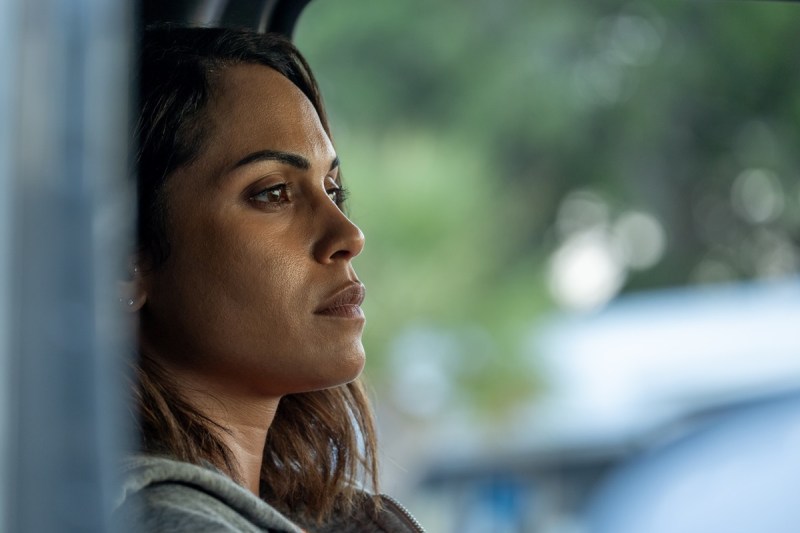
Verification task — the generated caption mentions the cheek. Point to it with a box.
[180,219,304,333]
[212,226,311,337]
[146,217,308,367]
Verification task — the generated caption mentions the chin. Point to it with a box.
[332,346,367,386]
[341,348,367,382]
[305,345,366,393]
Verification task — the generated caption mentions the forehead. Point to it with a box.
[202,64,333,169]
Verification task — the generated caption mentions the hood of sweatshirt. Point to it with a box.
[114,455,424,533]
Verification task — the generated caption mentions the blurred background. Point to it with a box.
[294,0,800,531]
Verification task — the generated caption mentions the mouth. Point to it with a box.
[314,282,366,319]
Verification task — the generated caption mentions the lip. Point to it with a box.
[314,282,366,319]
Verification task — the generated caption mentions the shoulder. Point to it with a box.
[116,480,259,532]
[113,455,303,533]
[114,455,425,533]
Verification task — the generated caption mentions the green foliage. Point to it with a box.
[296,0,800,418]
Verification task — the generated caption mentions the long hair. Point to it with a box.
[132,25,379,522]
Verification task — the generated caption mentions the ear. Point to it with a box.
[117,256,148,312]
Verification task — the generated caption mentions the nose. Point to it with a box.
[312,200,365,264]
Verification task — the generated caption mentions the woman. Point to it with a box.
[113,25,424,533]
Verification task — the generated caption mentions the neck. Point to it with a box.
[163,367,281,496]
[215,400,279,495]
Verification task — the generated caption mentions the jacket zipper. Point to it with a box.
[379,494,426,533]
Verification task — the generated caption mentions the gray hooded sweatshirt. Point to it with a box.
[114,455,424,533]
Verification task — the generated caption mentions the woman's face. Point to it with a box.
[139,64,366,398]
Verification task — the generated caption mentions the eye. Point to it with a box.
[250,183,290,206]
[326,185,349,208]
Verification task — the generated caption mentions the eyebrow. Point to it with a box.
[232,150,339,172]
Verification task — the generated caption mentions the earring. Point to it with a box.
[127,299,135,306]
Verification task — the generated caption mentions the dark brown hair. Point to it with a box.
[133,25,378,522]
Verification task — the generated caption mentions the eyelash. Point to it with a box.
[329,185,349,207]
[249,182,349,209]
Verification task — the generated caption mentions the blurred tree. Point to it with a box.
[295,0,800,418]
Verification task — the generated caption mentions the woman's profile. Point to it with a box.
[113,25,424,532]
